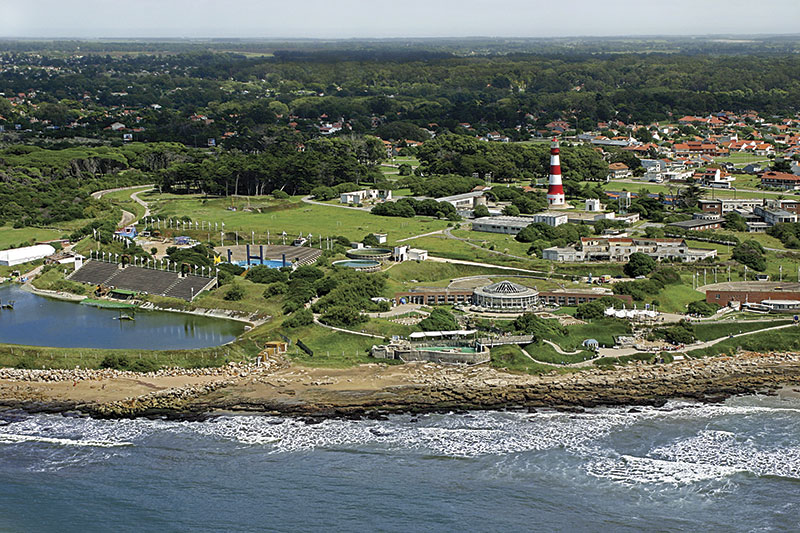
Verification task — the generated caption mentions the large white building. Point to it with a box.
[473,280,539,311]
[0,244,56,266]
[472,213,567,234]
[542,237,716,263]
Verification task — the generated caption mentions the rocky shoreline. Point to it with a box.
[2,352,800,420]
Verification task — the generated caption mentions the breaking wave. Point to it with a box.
[2,398,800,484]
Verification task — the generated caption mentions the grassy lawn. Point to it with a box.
[655,281,705,313]
[551,318,632,351]
[0,227,65,249]
[148,193,450,244]
[692,320,792,342]
[714,153,770,166]
[409,235,537,270]
[489,344,564,374]
[451,228,532,257]
[603,180,788,200]
[687,326,800,357]
[524,342,596,365]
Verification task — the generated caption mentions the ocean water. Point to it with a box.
[1,396,800,532]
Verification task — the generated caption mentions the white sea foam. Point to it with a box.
[0,415,153,449]
[585,454,741,485]
[651,430,800,480]
[0,432,132,447]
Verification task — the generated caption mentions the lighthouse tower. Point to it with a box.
[546,138,566,208]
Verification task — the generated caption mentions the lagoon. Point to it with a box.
[0,285,244,350]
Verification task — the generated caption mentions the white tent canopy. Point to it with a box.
[0,244,55,266]
[409,330,477,340]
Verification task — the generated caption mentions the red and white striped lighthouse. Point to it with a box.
[546,138,566,207]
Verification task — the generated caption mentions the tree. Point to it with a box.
[246,266,289,284]
[575,296,627,319]
[624,252,657,277]
[687,300,720,317]
[723,212,747,232]
[284,308,313,328]
[732,240,766,271]
[398,163,412,176]
[362,233,380,247]
[772,159,792,173]
[473,204,490,218]
[419,308,459,331]
[510,312,565,342]
[502,204,520,216]
[311,186,336,200]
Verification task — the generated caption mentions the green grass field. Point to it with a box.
[524,342,596,365]
[687,326,800,357]
[692,320,792,342]
[0,227,65,249]
[148,193,450,244]
[489,344,566,374]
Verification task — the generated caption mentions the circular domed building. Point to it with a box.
[473,280,539,312]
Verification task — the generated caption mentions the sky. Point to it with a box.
[1,0,799,39]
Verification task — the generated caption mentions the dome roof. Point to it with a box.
[481,280,531,295]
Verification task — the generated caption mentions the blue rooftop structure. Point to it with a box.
[115,226,137,239]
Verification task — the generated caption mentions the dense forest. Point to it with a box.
[1,38,799,227]
[1,39,800,150]
[0,143,183,226]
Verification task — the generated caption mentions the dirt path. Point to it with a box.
[91,184,153,226]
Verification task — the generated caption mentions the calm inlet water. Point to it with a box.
[0,285,244,349]
[1,395,800,532]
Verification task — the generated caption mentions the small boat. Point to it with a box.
[0,300,14,310]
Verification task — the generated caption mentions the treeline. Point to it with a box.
[415,135,609,183]
[157,136,386,195]
[0,143,182,226]
[4,47,800,149]
[371,198,459,219]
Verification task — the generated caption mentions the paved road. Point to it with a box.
[396,229,444,243]
[426,256,543,274]
[301,195,372,211]
[130,187,154,219]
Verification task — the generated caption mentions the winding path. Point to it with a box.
[91,184,154,226]
[312,318,386,339]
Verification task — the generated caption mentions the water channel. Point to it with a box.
[0,285,245,350]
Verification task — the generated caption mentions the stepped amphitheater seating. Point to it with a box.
[164,275,215,301]
[68,261,215,301]
[68,261,121,285]
[112,267,180,295]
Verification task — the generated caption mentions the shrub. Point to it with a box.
[246,265,289,284]
[419,308,459,331]
[284,308,313,328]
[263,282,288,298]
[223,284,245,301]
[687,300,720,316]
[319,305,366,327]
[100,354,130,370]
[624,252,657,278]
